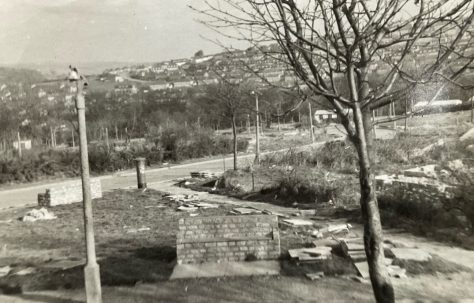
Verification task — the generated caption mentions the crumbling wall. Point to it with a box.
[375,175,456,207]
[38,178,102,207]
[177,215,280,264]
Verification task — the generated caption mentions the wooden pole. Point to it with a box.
[105,127,109,150]
[17,131,22,158]
[471,90,473,123]
[308,102,314,143]
[72,129,75,148]
[254,93,260,164]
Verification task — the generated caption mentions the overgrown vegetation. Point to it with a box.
[0,127,249,185]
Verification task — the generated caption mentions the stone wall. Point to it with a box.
[375,174,455,207]
[38,178,102,207]
[177,215,280,264]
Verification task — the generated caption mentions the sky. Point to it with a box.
[0,0,245,66]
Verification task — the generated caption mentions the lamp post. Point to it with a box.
[251,91,260,164]
[69,66,102,303]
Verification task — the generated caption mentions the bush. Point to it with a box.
[0,126,249,185]
[277,167,358,206]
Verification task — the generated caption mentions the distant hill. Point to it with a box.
[2,61,150,79]
[0,67,46,84]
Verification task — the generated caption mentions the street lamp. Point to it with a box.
[68,66,102,303]
[250,90,260,164]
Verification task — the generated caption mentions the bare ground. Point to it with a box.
[0,181,473,302]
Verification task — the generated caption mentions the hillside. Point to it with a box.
[0,67,45,84]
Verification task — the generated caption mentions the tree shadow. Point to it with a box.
[0,245,176,293]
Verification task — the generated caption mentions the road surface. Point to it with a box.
[0,142,328,209]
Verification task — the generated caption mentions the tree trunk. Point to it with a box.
[353,104,394,303]
[232,114,238,170]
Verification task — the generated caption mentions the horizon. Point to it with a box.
[0,0,247,69]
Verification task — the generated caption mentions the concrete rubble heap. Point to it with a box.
[21,208,57,222]
[375,160,470,207]
[190,171,219,179]
[164,193,219,212]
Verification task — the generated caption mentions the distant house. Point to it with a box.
[114,84,138,94]
[114,76,125,83]
[13,139,32,151]
[149,83,168,91]
[314,110,338,123]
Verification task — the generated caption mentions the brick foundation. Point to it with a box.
[177,215,280,264]
[38,178,102,207]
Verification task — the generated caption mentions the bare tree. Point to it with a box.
[192,1,474,302]
[198,78,251,170]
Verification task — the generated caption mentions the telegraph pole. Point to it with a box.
[69,66,102,303]
[308,102,314,143]
[251,91,260,164]
[17,131,22,158]
[471,89,473,123]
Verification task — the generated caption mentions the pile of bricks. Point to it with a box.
[38,178,102,207]
[176,215,280,264]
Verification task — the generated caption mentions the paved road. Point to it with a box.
[0,155,246,210]
[0,143,327,209]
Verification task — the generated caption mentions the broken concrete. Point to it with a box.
[21,208,57,222]
[460,127,474,142]
[282,218,314,226]
[288,247,332,262]
[306,272,325,280]
[232,207,262,215]
[0,266,12,277]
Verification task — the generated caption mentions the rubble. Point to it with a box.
[288,247,332,262]
[165,194,200,203]
[21,208,57,222]
[14,267,36,276]
[312,223,352,238]
[306,272,324,280]
[354,262,370,279]
[231,207,262,215]
[177,205,198,212]
[0,265,12,277]
[190,171,219,179]
[459,127,474,142]
[262,209,290,218]
[282,218,314,226]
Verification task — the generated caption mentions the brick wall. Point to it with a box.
[176,215,280,264]
[38,178,102,207]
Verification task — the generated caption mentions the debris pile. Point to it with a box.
[230,207,262,215]
[190,171,219,179]
[164,193,219,212]
[21,208,57,222]
[289,246,332,262]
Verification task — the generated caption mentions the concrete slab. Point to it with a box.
[391,248,431,262]
[282,218,314,226]
[169,260,280,280]
[354,262,370,279]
